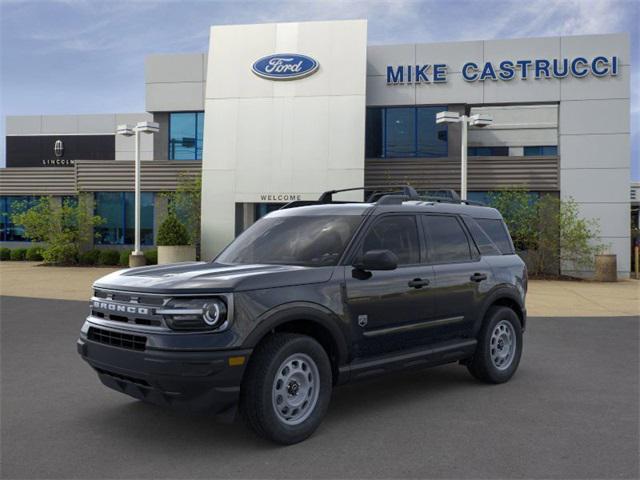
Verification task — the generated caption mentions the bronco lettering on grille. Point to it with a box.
[92,300,149,315]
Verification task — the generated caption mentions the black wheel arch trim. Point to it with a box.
[475,286,526,335]
[242,302,350,367]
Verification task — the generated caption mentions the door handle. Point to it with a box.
[470,272,488,282]
[408,278,430,289]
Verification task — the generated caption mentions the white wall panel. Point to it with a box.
[560,99,629,135]
[560,168,629,203]
[560,134,629,169]
[201,20,367,259]
[146,82,205,112]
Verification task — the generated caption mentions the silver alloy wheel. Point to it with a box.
[490,320,517,370]
[272,353,320,426]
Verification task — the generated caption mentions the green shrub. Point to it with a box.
[98,250,121,266]
[10,248,27,261]
[157,214,190,246]
[25,246,44,261]
[42,244,79,265]
[79,249,101,265]
[10,195,104,266]
[144,249,158,265]
[0,248,10,261]
[119,250,130,267]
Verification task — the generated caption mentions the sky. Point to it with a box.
[1,0,638,179]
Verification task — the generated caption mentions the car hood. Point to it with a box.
[93,262,335,294]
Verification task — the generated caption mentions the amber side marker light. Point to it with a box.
[228,356,246,367]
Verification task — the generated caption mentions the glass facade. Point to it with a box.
[0,196,39,242]
[366,106,448,158]
[524,146,558,156]
[95,192,154,245]
[169,112,204,160]
[468,146,509,156]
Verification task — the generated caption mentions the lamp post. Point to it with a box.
[436,111,492,200]
[116,121,159,267]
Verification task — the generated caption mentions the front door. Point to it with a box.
[344,215,435,357]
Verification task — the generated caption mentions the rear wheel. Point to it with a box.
[467,306,522,383]
[240,333,332,444]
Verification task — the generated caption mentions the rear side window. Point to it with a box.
[360,215,420,265]
[422,215,472,263]
[463,217,501,256]
[476,218,515,254]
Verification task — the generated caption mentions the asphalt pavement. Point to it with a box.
[1,295,638,479]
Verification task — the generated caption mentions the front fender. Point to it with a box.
[242,302,350,366]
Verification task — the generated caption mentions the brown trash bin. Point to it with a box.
[594,254,617,282]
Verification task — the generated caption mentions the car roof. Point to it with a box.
[267,201,504,220]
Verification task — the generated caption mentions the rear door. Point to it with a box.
[421,214,492,338]
[344,214,436,357]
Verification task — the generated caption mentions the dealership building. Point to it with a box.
[0,20,632,276]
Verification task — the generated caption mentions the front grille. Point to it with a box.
[94,289,164,306]
[88,327,146,351]
[91,288,167,329]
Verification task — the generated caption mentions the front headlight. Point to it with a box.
[158,298,228,331]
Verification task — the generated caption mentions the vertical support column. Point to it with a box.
[134,130,141,255]
[460,117,468,201]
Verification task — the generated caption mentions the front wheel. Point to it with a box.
[467,306,523,384]
[240,333,332,444]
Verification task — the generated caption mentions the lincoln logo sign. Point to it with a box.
[54,139,64,158]
[252,54,319,80]
[386,55,620,84]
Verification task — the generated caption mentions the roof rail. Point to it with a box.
[316,185,419,204]
[280,185,487,210]
[418,195,485,206]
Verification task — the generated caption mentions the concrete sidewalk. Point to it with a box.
[0,261,638,317]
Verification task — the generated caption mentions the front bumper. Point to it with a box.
[77,330,251,416]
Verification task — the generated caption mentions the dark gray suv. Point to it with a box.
[78,186,527,444]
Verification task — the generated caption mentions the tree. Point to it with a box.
[11,195,104,265]
[487,189,604,277]
[163,173,201,246]
[157,214,190,246]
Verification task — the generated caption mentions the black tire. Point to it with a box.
[240,333,332,445]
[467,306,523,384]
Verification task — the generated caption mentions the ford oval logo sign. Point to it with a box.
[252,53,319,80]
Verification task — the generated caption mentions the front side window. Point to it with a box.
[169,112,204,160]
[217,215,362,267]
[95,192,154,245]
[423,215,472,263]
[360,215,420,265]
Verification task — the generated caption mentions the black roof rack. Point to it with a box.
[279,185,486,210]
[280,185,420,210]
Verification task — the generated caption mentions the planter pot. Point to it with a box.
[594,254,617,282]
[157,245,196,265]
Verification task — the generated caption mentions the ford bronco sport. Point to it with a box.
[78,186,527,444]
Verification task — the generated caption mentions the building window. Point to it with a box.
[0,196,39,242]
[468,146,509,156]
[95,192,154,245]
[366,106,448,158]
[169,112,204,160]
[524,146,558,156]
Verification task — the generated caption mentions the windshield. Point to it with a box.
[216,215,363,267]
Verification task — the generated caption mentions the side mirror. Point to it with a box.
[354,249,398,271]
